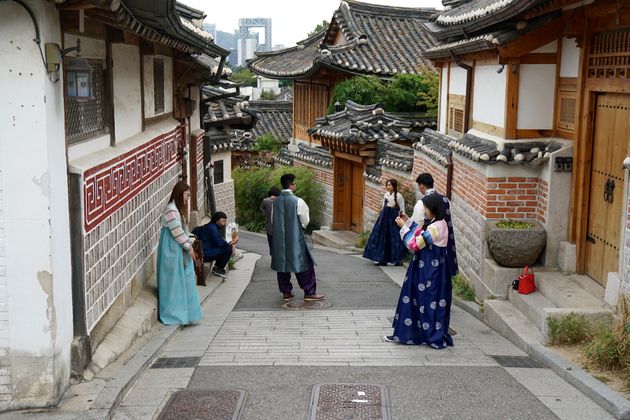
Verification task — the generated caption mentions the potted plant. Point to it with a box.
[486,219,546,268]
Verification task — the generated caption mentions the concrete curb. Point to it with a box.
[529,343,630,419]
[452,296,483,321]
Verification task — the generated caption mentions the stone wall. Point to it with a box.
[450,192,487,286]
[0,166,9,404]
[214,180,236,225]
[293,161,333,228]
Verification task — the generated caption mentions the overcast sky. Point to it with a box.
[183,0,443,47]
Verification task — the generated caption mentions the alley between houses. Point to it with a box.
[102,232,610,420]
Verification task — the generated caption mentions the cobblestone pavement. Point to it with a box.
[113,232,612,420]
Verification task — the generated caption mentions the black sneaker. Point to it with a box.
[212,267,227,278]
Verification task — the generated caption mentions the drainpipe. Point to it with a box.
[446,151,454,200]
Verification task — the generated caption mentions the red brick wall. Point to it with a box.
[294,161,333,186]
[365,181,384,215]
[411,156,549,223]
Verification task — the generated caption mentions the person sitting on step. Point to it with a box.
[192,211,238,279]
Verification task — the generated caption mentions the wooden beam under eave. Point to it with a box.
[504,59,519,140]
[498,16,566,58]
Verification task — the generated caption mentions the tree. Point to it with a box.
[229,67,257,86]
[308,20,329,37]
[259,89,277,100]
[279,80,293,88]
[328,70,439,115]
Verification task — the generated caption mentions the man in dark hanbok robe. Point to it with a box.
[409,173,458,277]
[271,173,325,301]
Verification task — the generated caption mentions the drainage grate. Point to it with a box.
[151,357,200,369]
[157,389,246,420]
[309,383,390,420]
[281,300,332,310]
[492,355,542,368]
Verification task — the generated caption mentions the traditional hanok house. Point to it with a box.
[248,0,437,231]
[305,101,430,230]
[230,100,293,168]
[201,86,257,222]
[0,0,227,410]
[418,1,630,310]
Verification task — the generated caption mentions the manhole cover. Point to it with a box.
[492,355,542,368]
[157,389,246,420]
[281,300,331,310]
[151,357,200,369]
[309,383,390,420]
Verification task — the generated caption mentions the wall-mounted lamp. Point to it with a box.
[45,38,92,91]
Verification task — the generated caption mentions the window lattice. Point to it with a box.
[214,160,224,184]
[154,57,165,114]
[66,62,107,144]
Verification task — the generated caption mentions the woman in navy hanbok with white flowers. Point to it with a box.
[384,194,453,349]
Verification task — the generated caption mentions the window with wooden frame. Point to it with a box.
[556,77,577,133]
[65,60,108,144]
[213,160,224,184]
[447,94,465,136]
[153,57,165,114]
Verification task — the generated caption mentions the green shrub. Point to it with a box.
[585,299,630,372]
[254,133,283,153]
[233,166,323,232]
[452,274,476,302]
[355,230,371,249]
[547,313,594,345]
[496,219,534,229]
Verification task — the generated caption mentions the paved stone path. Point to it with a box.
[113,232,612,420]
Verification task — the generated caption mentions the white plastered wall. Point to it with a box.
[449,65,467,95]
[560,38,580,78]
[473,65,506,128]
[0,0,73,409]
[112,44,141,141]
[439,67,448,133]
[143,55,173,118]
[517,64,556,129]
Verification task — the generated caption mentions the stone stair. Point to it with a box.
[311,229,358,249]
[485,268,612,346]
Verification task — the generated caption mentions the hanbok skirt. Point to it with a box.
[391,244,453,348]
[363,206,407,264]
[157,227,202,325]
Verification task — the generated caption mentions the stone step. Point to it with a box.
[483,299,543,353]
[311,229,358,249]
[508,287,557,331]
[534,271,609,310]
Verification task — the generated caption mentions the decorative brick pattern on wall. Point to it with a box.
[83,164,180,331]
[82,126,184,331]
[214,180,235,224]
[195,133,205,215]
[0,167,11,403]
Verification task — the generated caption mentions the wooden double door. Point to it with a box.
[333,157,364,233]
[584,93,629,286]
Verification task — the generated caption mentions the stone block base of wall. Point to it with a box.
[450,192,487,288]
[214,180,235,224]
[87,252,156,355]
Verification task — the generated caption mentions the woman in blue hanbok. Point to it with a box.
[384,194,453,349]
[156,181,202,325]
[363,179,407,266]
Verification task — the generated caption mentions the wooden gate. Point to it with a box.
[332,157,364,232]
[584,93,629,285]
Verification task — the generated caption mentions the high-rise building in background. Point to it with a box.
[203,18,271,67]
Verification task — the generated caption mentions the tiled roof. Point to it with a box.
[275,148,294,166]
[308,101,429,145]
[249,101,293,142]
[449,133,563,166]
[413,129,564,166]
[378,141,414,172]
[247,31,325,79]
[292,143,333,168]
[195,54,232,77]
[206,128,232,152]
[424,0,549,44]
[202,86,256,129]
[248,0,437,79]
[364,165,382,183]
